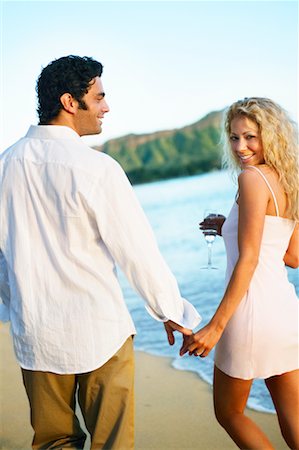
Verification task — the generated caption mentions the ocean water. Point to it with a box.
[119,170,299,414]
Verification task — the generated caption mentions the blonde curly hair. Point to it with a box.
[222,97,299,221]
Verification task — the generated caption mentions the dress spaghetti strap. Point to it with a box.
[246,165,280,217]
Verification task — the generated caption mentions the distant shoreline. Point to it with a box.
[95,110,224,185]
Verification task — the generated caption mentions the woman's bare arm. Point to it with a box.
[284,223,299,268]
[181,169,270,357]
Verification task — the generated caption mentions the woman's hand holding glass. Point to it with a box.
[199,211,226,269]
[199,213,226,236]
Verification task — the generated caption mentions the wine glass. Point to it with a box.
[200,210,218,270]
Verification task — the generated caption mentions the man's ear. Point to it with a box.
[60,93,78,114]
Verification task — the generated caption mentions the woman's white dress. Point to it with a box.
[214,166,299,379]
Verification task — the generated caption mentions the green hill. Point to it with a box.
[93,110,224,184]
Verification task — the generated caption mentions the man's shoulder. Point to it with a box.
[72,143,122,176]
[1,128,125,183]
[0,138,25,169]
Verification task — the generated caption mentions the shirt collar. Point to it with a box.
[26,125,81,141]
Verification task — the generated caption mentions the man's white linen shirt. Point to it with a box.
[0,125,201,374]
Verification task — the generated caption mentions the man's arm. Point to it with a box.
[89,157,201,334]
[0,250,10,322]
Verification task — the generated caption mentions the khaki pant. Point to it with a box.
[21,337,134,450]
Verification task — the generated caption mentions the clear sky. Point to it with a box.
[0,0,298,150]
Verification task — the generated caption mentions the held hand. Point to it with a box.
[164,320,193,346]
[179,322,223,358]
[199,214,226,236]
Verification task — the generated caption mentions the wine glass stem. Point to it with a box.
[207,243,213,267]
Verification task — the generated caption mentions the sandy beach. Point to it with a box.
[0,323,286,450]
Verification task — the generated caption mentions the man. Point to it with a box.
[0,55,201,449]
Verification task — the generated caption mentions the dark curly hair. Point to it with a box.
[36,55,103,124]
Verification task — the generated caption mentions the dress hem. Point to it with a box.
[214,362,299,380]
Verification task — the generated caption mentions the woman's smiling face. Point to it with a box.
[229,116,265,168]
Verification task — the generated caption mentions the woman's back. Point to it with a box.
[215,167,298,379]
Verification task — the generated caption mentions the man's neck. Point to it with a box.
[48,116,79,136]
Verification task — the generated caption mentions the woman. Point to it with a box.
[181,97,299,449]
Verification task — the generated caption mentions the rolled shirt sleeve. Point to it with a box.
[0,250,10,322]
[89,158,201,330]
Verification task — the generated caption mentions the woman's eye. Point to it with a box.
[246,135,255,140]
[230,136,238,141]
